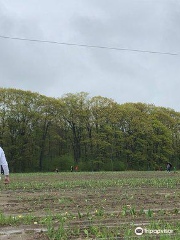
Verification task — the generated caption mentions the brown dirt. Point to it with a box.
[0,172,179,239]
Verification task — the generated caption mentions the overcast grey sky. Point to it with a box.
[0,0,180,110]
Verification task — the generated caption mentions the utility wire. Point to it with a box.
[0,35,178,56]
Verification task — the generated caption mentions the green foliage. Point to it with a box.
[78,161,93,171]
[0,88,180,172]
[43,155,74,171]
[146,209,153,218]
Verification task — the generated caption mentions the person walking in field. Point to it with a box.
[167,162,172,173]
[0,146,10,184]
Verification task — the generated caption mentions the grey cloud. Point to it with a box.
[0,0,179,110]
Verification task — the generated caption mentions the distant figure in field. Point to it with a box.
[75,166,78,171]
[70,166,74,172]
[0,147,10,184]
[55,168,59,173]
[159,166,163,171]
[167,163,172,173]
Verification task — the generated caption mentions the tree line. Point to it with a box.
[0,88,179,172]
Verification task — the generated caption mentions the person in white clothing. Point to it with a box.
[0,147,10,184]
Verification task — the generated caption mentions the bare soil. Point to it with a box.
[0,171,179,239]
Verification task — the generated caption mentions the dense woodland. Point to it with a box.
[0,88,179,172]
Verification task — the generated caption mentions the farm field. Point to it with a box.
[0,171,180,240]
